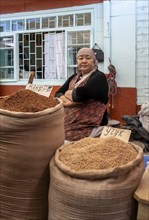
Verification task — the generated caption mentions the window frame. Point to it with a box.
[0,32,19,82]
[66,28,93,78]
[0,4,97,85]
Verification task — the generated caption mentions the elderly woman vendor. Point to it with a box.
[55,47,109,141]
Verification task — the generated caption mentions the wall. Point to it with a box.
[0,0,102,14]
[110,0,149,105]
[136,0,149,104]
[110,0,136,88]
[104,0,138,120]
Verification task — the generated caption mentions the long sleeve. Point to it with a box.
[72,70,108,104]
[54,73,77,97]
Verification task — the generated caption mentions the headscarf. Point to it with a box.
[68,48,98,90]
[77,48,98,65]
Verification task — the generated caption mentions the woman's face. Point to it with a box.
[77,55,95,75]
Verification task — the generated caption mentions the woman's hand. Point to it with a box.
[63,101,77,107]
[59,95,73,106]
[59,94,79,107]
[59,95,69,103]
[64,90,73,101]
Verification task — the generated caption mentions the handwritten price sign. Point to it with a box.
[26,84,53,97]
[100,126,131,143]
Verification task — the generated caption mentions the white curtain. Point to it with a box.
[44,32,65,79]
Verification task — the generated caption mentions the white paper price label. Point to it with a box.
[100,126,131,143]
[25,84,53,97]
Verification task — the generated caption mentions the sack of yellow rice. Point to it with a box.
[48,137,144,220]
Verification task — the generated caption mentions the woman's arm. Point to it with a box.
[54,74,80,106]
[72,70,109,104]
[64,90,73,101]
[55,74,77,98]
[59,93,79,107]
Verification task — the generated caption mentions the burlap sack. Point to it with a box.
[48,141,144,220]
[0,98,64,220]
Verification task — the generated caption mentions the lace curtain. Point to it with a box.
[44,32,65,79]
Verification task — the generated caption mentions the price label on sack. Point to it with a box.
[100,126,131,143]
[25,83,53,97]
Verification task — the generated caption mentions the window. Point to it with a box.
[12,20,25,31]
[19,32,65,80]
[67,31,90,77]
[0,36,14,79]
[42,17,56,29]
[75,13,91,26]
[0,21,10,32]
[58,15,73,27]
[0,9,93,82]
[26,18,40,30]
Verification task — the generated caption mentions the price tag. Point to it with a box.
[25,84,53,97]
[100,126,131,143]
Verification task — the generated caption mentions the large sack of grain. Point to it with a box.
[0,89,65,220]
[48,137,144,220]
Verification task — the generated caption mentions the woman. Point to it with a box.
[55,47,109,141]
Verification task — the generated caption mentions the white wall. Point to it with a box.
[107,0,149,105]
[136,0,149,104]
[110,0,136,88]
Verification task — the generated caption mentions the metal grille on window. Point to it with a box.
[1,11,92,81]
[19,31,65,80]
